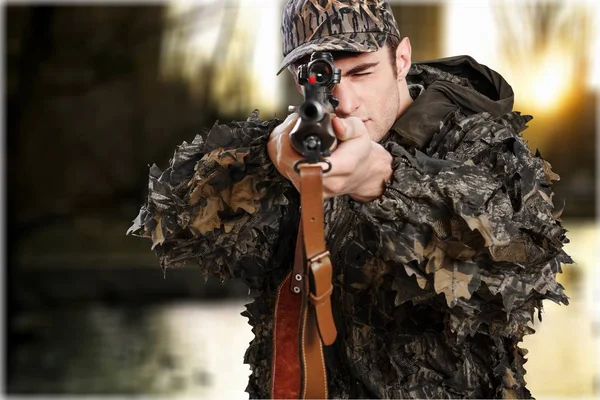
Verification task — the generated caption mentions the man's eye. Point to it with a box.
[353,72,372,77]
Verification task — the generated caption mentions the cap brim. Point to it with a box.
[277,32,388,76]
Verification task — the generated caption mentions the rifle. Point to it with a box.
[289,51,340,167]
[271,52,341,400]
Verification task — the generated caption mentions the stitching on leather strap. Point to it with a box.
[271,272,290,398]
[301,308,308,399]
[318,336,328,399]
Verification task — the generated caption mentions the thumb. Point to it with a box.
[331,115,350,141]
[271,112,299,140]
[332,116,363,142]
[281,112,299,132]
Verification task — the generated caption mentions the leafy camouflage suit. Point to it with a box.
[128,1,570,398]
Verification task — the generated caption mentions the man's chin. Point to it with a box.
[367,124,387,143]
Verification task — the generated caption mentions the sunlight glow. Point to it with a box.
[245,0,281,113]
[590,1,600,89]
[443,1,498,68]
[443,0,597,113]
[527,51,573,111]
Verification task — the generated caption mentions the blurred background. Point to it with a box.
[4,0,599,397]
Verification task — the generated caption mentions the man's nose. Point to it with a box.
[332,83,359,117]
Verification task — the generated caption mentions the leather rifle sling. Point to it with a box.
[298,164,337,399]
[270,164,338,399]
[270,229,304,399]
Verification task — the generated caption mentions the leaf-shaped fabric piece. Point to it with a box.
[127,110,297,289]
[230,175,262,214]
[361,110,570,320]
[404,263,427,289]
[190,197,225,235]
[433,260,481,306]
[151,215,165,250]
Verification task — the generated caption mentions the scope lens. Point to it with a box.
[309,61,332,84]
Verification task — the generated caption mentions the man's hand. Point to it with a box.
[267,113,393,203]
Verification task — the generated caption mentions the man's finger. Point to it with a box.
[331,116,348,141]
[274,112,299,137]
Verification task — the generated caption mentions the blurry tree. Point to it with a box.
[161,0,272,116]
[5,5,275,391]
[6,3,260,250]
[4,3,277,317]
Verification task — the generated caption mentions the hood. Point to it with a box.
[390,55,515,149]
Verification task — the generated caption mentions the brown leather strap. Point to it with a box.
[271,164,337,400]
[300,300,328,399]
[271,271,302,399]
[297,164,326,260]
[297,164,337,399]
[291,224,305,295]
[298,164,337,346]
[308,253,336,345]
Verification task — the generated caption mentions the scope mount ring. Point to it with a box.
[293,158,332,174]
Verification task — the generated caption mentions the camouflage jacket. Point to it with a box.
[128,55,570,399]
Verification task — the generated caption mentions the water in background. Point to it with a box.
[9,301,253,397]
[7,220,599,398]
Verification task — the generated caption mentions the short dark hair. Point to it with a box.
[385,34,401,77]
[290,35,402,77]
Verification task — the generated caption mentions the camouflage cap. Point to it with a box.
[278,0,401,75]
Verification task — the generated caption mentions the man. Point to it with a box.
[129,0,571,398]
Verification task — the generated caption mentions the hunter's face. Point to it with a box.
[329,39,412,142]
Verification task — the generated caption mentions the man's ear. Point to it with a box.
[395,37,412,80]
